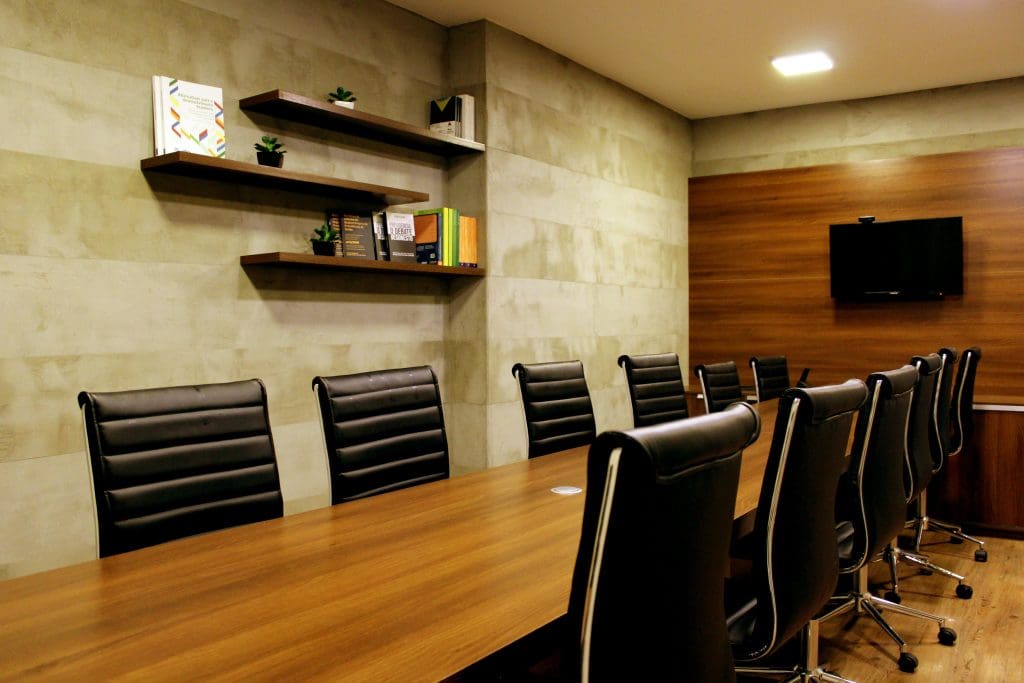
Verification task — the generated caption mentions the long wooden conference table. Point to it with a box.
[0,404,777,681]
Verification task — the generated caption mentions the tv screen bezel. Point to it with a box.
[828,216,964,301]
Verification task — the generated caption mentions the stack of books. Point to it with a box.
[323,209,477,268]
[428,94,475,142]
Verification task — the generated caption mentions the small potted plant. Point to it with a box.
[327,86,357,109]
[310,222,341,256]
[254,135,286,167]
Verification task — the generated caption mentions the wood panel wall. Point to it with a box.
[688,146,1024,402]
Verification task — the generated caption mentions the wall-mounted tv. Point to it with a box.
[829,216,963,301]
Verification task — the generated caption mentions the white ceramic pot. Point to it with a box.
[333,100,355,109]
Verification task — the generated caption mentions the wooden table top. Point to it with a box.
[0,403,777,681]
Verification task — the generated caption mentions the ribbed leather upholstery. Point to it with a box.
[726,380,867,667]
[512,360,596,458]
[78,379,283,557]
[906,353,943,502]
[949,347,981,458]
[312,366,449,504]
[837,366,919,573]
[566,402,760,681]
[617,352,689,427]
[935,347,959,462]
[749,355,791,402]
[694,361,744,414]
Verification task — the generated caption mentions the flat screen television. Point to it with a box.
[829,216,963,301]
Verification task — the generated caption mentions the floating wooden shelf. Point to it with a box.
[141,152,429,206]
[240,252,485,278]
[239,90,485,157]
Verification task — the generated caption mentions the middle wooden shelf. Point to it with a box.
[141,152,429,206]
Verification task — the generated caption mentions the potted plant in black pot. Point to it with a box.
[254,135,286,167]
[327,86,357,109]
[310,222,341,256]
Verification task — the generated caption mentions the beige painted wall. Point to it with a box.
[0,4,692,577]
[692,77,1024,176]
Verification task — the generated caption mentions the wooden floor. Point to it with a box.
[811,534,1024,682]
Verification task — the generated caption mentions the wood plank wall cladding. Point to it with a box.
[688,146,1024,401]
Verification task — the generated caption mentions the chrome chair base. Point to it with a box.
[908,513,988,561]
[887,542,974,600]
[734,617,855,683]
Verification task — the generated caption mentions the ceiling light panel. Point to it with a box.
[772,51,834,76]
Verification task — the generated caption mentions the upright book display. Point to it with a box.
[152,76,226,157]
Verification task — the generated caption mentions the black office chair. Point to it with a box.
[919,346,987,560]
[749,355,807,403]
[616,352,688,427]
[312,366,450,504]
[825,366,957,674]
[694,360,744,413]
[512,360,597,458]
[78,379,284,557]
[564,401,760,681]
[726,380,867,683]
[887,354,973,600]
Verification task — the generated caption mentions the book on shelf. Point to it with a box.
[152,76,226,157]
[414,208,475,267]
[371,212,390,261]
[383,212,417,263]
[340,213,376,259]
[413,209,442,264]
[458,215,478,267]
[428,94,475,142]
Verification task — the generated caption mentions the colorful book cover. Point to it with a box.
[458,215,478,267]
[413,210,441,264]
[340,213,376,259]
[153,76,226,157]
[384,212,417,263]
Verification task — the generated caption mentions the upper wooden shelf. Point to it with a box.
[240,252,485,278]
[239,90,485,157]
[140,152,429,206]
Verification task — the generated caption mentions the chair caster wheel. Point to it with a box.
[938,626,957,645]
[975,548,988,562]
[956,583,973,599]
[898,652,919,673]
[884,590,902,604]
[950,536,964,544]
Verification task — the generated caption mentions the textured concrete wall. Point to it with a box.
[0,4,693,577]
[478,24,693,467]
[692,77,1024,176]
[0,0,451,577]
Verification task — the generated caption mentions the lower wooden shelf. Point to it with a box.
[240,252,485,278]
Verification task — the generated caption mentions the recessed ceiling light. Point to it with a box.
[772,51,834,76]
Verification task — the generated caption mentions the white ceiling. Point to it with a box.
[388,0,1024,119]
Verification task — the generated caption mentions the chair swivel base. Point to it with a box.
[824,567,956,674]
[887,545,973,600]
[909,514,988,562]
[734,618,855,683]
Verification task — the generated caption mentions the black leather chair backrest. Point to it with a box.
[312,366,449,504]
[839,365,919,572]
[694,361,744,414]
[906,353,943,501]
[566,401,760,681]
[78,379,283,557]
[949,347,982,457]
[749,355,791,403]
[731,380,867,662]
[512,360,597,458]
[617,352,688,427]
[935,347,959,460]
